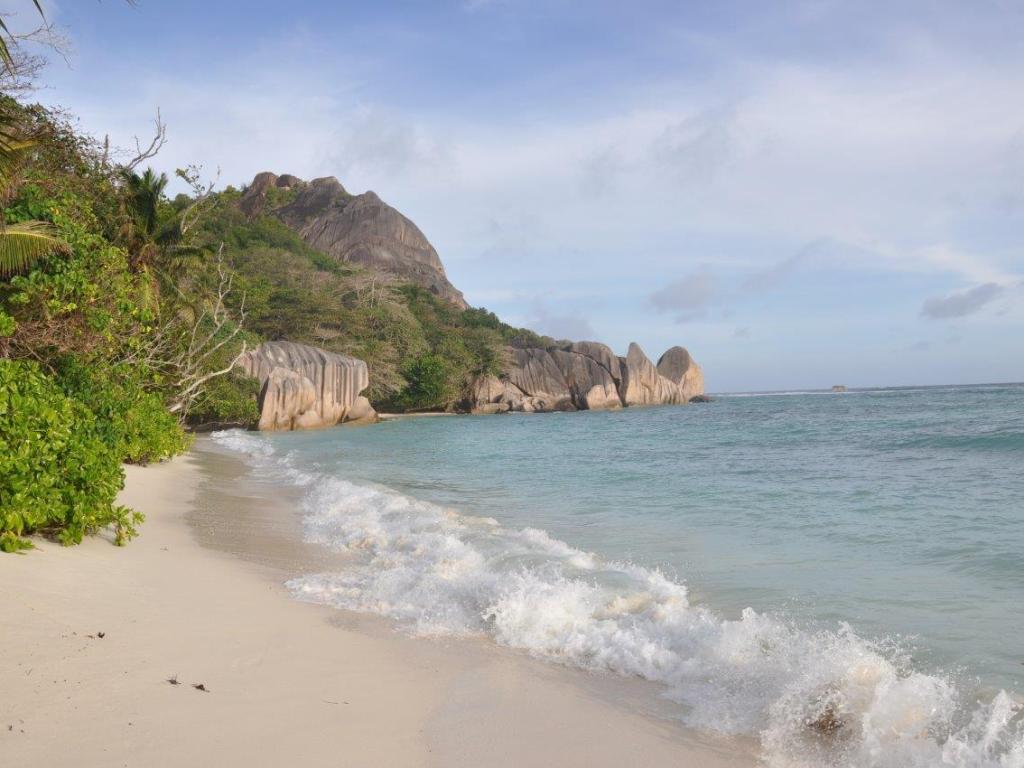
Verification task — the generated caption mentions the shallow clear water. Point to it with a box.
[213,383,1024,767]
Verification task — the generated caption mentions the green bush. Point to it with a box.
[399,353,450,410]
[187,369,260,427]
[0,360,142,552]
[55,359,190,465]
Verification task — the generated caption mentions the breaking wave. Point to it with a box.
[212,429,1024,768]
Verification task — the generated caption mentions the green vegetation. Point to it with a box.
[0,96,231,550]
[190,195,544,411]
[0,360,142,552]
[0,17,543,550]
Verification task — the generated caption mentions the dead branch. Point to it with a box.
[123,108,166,172]
[135,244,248,419]
[0,16,70,95]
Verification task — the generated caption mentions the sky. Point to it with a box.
[13,0,1024,390]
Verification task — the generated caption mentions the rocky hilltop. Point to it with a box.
[240,172,467,308]
[468,341,704,414]
[233,171,705,427]
[237,341,377,430]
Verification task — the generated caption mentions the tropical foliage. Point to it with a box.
[0,98,68,277]
[0,11,543,550]
[191,195,544,411]
[0,359,142,552]
[0,98,225,550]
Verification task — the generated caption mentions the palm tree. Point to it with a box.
[0,102,66,278]
[121,167,169,239]
[120,167,177,270]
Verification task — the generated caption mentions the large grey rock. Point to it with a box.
[618,343,682,406]
[241,172,467,308]
[562,341,622,386]
[345,395,378,425]
[255,368,318,431]
[239,171,301,217]
[505,348,575,411]
[468,375,526,413]
[468,340,704,413]
[549,348,621,410]
[657,345,705,403]
[656,346,692,384]
[237,341,376,431]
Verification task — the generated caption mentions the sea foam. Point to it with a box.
[211,429,1024,768]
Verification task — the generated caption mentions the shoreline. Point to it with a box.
[0,441,756,767]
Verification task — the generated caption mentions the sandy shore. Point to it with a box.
[0,447,756,767]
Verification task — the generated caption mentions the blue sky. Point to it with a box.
[17,0,1024,390]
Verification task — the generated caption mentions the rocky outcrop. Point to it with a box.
[618,343,682,406]
[658,346,705,403]
[240,172,467,308]
[468,341,704,414]
[239,171,302,217]
[550,343,622,410]
[505,347,575,412]
[236,341,376,431]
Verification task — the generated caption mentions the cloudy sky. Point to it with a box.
[21,0,1024,390]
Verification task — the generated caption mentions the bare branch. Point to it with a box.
[142,244,249,420]
[123,108,167,172]
[168,342,247,414]
[0,17,70,95]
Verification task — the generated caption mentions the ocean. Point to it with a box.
[212,382,1024,767]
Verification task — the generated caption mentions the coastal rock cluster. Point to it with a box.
[237,341,376,431]
[239,172,467,308]
[468,341,704,413]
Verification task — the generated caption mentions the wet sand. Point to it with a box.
[0,442,757,767]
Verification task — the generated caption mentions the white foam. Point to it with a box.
[214,429,1024,768]
[210,428,276,457]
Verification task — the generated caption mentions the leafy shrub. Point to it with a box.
[187,369,260,427]
[0,360,142,551]
[399,353,451,410]
[55,359,190,465]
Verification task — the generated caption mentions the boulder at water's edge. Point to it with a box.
[237,341,376,431]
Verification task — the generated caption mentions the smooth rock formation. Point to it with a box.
[619,342,682,406]
[468,340,704,414]
[239,171,299,217]
[505,347,575,412]
[240,172,467,308]
[237,341,376,431]
[656,345,705,404]
[549,346,621,411]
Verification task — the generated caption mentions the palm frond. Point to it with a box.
[0,220,68,278]
[0,135,33,183]
[0,19,13,71]
[0,107,34,195]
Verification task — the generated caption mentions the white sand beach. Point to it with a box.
[0,449,755,767]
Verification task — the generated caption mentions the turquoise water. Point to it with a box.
[214,383,1024,767]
